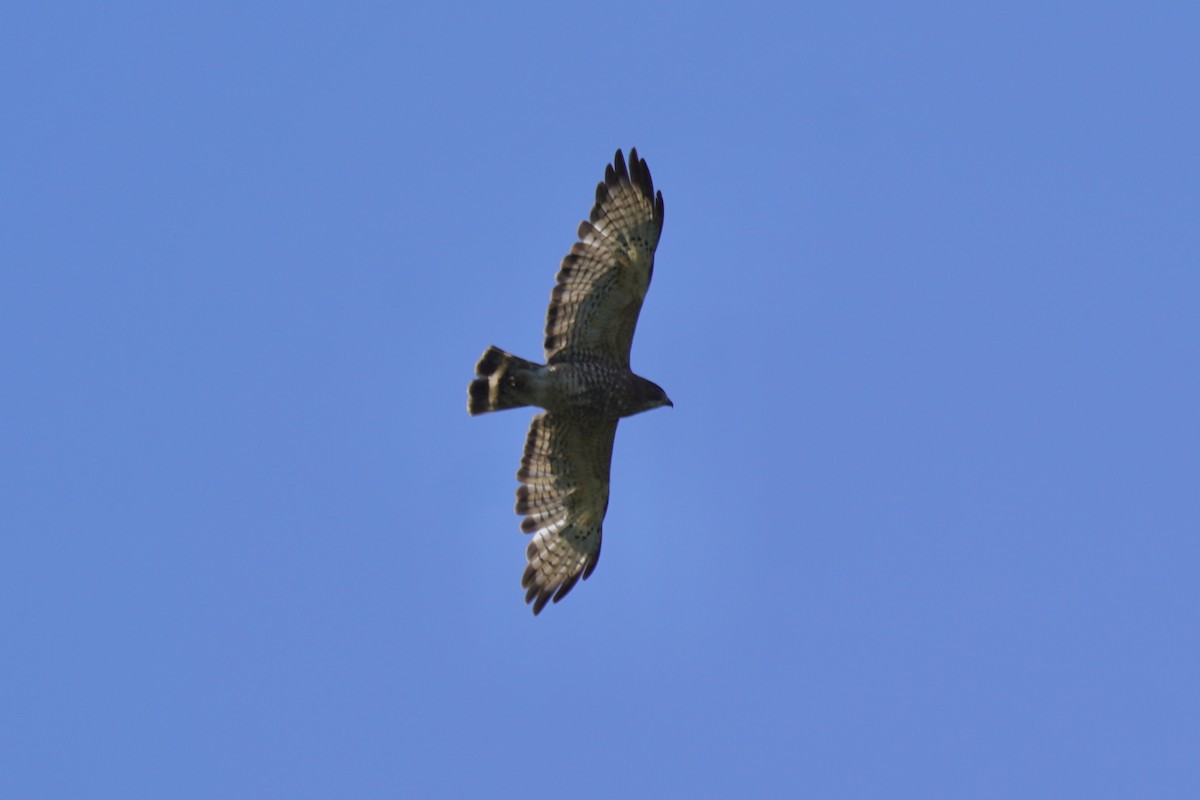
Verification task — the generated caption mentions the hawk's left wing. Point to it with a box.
[516,412,618,615]
[543,148,664,368]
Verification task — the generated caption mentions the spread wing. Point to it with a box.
[543,148,665,368]
[516,412,618,615]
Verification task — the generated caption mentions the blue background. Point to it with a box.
[4,2,1198,797]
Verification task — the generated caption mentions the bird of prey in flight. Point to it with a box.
[468,148,671,615]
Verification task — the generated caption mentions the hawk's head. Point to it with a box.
[629,376,673,416]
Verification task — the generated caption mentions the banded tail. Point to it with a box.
[468,346,542,415]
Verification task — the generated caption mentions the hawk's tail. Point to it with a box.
[468,346,541,415]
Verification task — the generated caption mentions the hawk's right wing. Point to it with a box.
[543,148,664,368]
[515,412,618,615]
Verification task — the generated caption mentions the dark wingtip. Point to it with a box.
[553,572,580,603]
[622,148,663,227]
[612,148,628,181]
[629,149,652,199]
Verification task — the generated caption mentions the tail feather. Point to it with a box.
[467,346,541,415]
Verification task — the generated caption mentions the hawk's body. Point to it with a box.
[468,148,671,615]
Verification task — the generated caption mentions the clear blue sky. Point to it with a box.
[4,3,1198,797]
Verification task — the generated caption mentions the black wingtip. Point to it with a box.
[582,549,600,580]
[629,149,652,199]
[612,148,628,180]
[616,148,662,223]
[557,572,581,600]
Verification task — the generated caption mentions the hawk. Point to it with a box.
[468,148,672,615]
